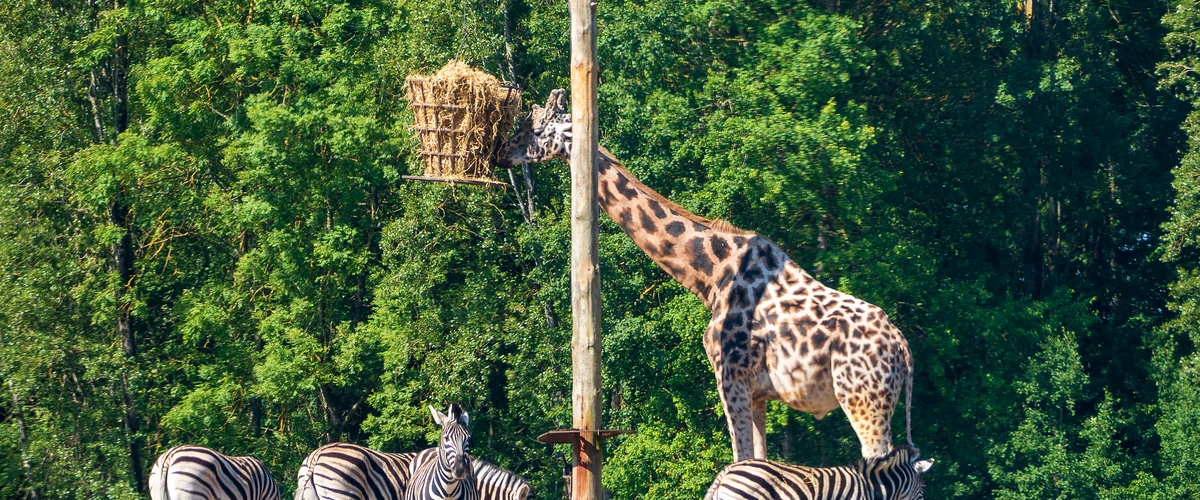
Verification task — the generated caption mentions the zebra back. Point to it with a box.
[469,458,530,500]
[404,404,478,500]
[295,442,416,500]
[295,443,527,500]
[705,445,933,500]
[148,444,281,500]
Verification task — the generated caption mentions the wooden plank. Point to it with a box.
[537,429,636,444]
[400,175,509,187]
[569,0,602,497]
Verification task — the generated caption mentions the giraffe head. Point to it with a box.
[496,89,572,168]
[430,403,471,480]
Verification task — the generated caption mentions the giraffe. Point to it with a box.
[497,89,914,462]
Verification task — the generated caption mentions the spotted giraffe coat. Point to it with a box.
[498,90,914,461]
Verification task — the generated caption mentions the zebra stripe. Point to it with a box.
[705,445,933,500]
[295,443,414,500]
[470,458,529,500]
[295,443,529,500]
[413,450,528,500]
[404,404,478,500]
[148,445,281,500]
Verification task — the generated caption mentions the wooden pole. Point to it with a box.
[569,0,602,497]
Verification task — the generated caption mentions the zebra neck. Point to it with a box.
[434,460,465,498]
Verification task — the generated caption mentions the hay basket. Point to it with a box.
[403,61,523,187]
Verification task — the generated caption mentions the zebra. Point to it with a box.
[408,448,529,500]
[294,443,529,500]
[704,445,933,500]
[148,444,281,500]
[404,404,478,500]
[468,458,529,500]
[294,442,414,500]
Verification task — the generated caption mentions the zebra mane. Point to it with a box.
[447,402,469,426]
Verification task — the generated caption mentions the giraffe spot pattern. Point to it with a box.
[716,267,735,290]
[504,116,918,461]
[690,237,715,276]
[762,246,779,270]
[648,198,667,219]
[614,174,638,198]
[619,208,633,228]
[711,236,730,260]
[639,208,657,233]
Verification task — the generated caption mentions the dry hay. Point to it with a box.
[405,60,522,184]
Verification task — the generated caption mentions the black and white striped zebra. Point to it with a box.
[294,442,415,500]
[468,458,529,500]
[705,445,933,500]
[404,404,478,500]
[148,444,281,500]
[294,443,529,500]
[408,449,529,500]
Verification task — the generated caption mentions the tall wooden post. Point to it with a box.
[569,0,602,497]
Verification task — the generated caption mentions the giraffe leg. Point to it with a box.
[833,375,896,458]
[719,378,756,462]
[750,399,768,460]
[832,345,905,459]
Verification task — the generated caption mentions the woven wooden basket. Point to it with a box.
[404,62,522,186]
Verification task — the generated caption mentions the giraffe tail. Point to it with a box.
[905,344,914,447]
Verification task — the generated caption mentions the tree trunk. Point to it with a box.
[781,411,793,463]
[8,380,38,500]
[111,199,134,357]
[87,69,106,144]
[318,384,344,443]
[93,0,141,490]
[249,397,263,437]
[111,29,128,137]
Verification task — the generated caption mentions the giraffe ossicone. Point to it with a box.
[499,90,915,462]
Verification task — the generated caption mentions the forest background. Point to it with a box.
[3,0,1200,498]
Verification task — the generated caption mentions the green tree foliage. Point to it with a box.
[1157,1,1200,497]
[0,0,1195,498]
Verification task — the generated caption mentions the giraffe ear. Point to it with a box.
[430,405,447,425]
[914,458,934,474]
[546,89,567,115]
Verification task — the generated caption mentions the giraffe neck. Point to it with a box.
[594,147,749,310]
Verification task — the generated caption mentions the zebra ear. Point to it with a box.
[458,410,469,427]
[914,458,934,474]
[430,405,447,425]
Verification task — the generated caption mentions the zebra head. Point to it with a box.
[430,403,472,481]
[860,445,933,500]
[496,89,572,168]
